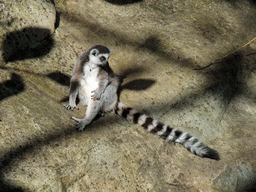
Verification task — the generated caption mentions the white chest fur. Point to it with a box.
[82,64,100,93]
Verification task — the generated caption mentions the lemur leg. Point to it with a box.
[65,77,80,110]
[102,84,118,113]
[71,99,101,131]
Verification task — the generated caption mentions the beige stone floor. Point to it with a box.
[1,0,256,191]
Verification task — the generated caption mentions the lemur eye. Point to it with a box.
[100,56,106,61]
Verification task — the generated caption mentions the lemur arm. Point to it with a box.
[65,76,80,110]
[91,68,109,101]
[91,77,109,100]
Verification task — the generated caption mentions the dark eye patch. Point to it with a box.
[100,56,106,61]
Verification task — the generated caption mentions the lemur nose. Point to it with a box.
[100,56,106,61]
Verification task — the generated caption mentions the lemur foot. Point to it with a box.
[91,89,102,100]
[71,117,90,131]
[64,103,79,111]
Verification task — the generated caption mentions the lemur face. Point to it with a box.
[89,48,110,65]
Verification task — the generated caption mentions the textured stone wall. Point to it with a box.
[1,0,256,191]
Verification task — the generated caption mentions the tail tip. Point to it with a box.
[203,148,220,160]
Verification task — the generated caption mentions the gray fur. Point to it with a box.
[65,45,121,130]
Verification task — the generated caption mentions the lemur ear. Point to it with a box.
[91,49,98,56]
[108,47,113,52]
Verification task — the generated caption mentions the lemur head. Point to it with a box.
[88,45,112,66]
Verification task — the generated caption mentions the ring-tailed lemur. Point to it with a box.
[65,45,220,160]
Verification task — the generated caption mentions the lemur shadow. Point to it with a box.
[47,72,71,86]
[0,73,25,101]
[121,79,155,91]
[104,0,143,5]
[46,72,71,103]
[2,27,54,62]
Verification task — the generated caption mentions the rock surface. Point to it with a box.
[1,0,256,191]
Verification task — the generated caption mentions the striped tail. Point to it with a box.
[114,102,220,160]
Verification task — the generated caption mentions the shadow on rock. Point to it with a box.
[0,73,24,101]
[140,36,161,52]
[122,79,155,90]
[104,0,143,5]
[2,27,54,62]
[204,52,245,106]
[225,0,256,6]
[47,71,71,86]
[0,115,113,191]
[0,126,77,192]
[140,35,198,69]
[212,162,256,192]
[147,52,247,126]
[46,71,71,103]
[0,182,27,192]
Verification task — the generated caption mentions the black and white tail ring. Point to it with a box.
[115,102,220,160]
